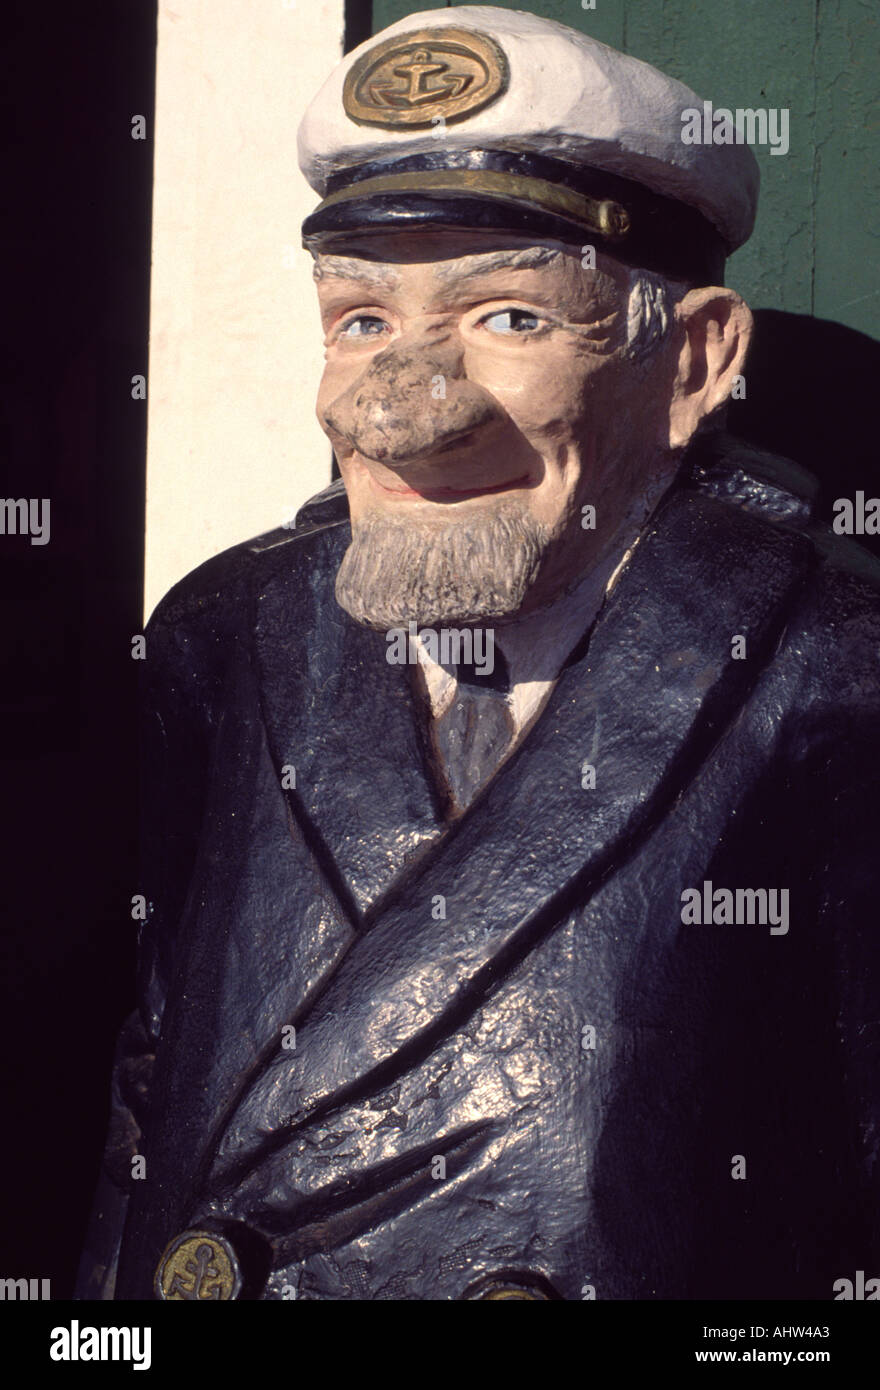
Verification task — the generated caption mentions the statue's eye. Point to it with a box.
[338,315,389,338]
[480,308,543,335]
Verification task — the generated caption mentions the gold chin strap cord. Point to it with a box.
[312,168,632,243]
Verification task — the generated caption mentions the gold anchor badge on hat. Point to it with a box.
[342,27,508,129]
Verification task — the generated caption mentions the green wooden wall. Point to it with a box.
[371,0,879,340]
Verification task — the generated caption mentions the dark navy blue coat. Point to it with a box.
[79,434,880,1300]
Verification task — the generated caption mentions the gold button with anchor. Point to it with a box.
[462,1270,561,1300]
[154,1230,242,1301]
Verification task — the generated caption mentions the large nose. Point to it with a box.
[323,331,503,467]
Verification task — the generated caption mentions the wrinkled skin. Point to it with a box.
[314,229,753,619]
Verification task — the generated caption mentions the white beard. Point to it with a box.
[335,501,555,629]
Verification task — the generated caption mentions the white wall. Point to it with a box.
[144,0,345,619]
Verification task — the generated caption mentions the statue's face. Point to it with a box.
[314,230,682,628]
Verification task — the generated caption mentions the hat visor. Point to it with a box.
[301,171,724,282]
[301,167,629,250]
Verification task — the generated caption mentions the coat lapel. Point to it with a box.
[254,514,445,922]
[210,486,815,1189]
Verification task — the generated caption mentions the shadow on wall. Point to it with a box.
[730,310,880,558]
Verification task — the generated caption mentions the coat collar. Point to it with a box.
[254,515,446,922]
[214,482,815,1189]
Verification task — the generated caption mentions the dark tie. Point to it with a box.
[430,647,516,815]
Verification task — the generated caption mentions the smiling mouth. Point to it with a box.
[372,473,533,502]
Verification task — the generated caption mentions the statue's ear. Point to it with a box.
[667,286,753,450]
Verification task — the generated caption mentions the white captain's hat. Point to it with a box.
[298,5,759,284]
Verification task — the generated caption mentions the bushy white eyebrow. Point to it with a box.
[433,244,567,280]
[312,256,400,289]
